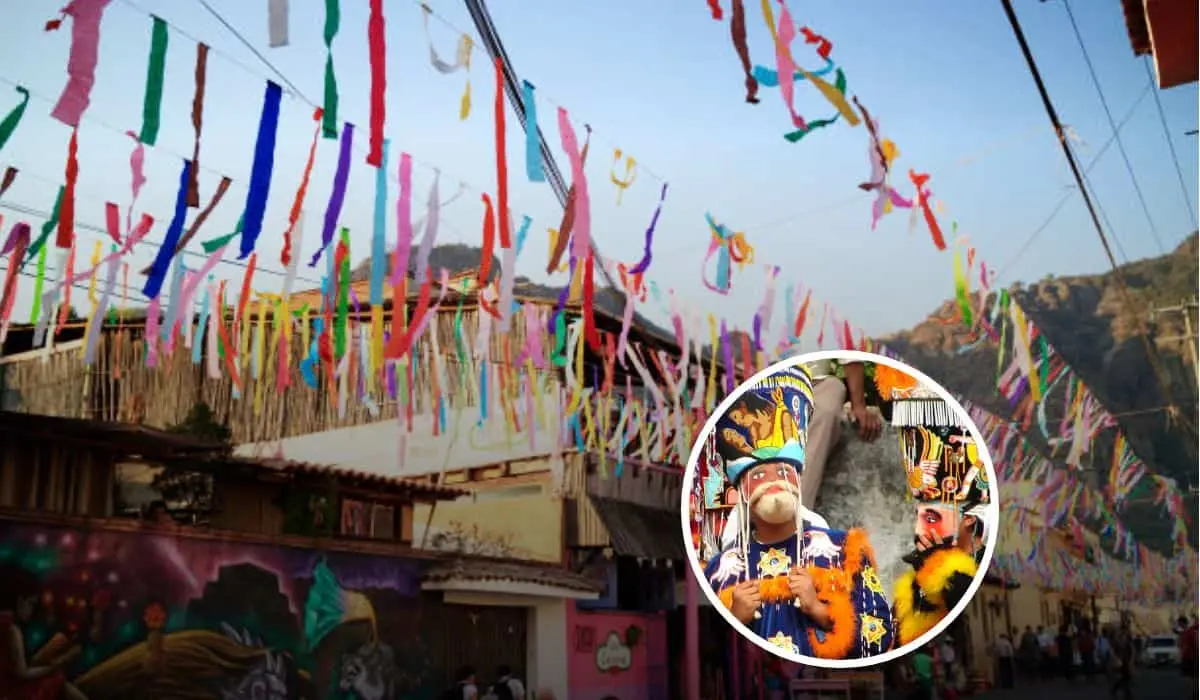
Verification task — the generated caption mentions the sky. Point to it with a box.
[0,0,1195,341]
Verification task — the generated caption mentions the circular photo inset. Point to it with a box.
[681,350,1000,669]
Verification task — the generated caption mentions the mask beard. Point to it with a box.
[752,491,798,525]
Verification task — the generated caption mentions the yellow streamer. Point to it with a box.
[369,304,383,394]
[706,313,718,411]
[86,242,102,305]
[547,228,571,273]
[609,149,637,205]
[459,35,474,120]
[253,297,268,415]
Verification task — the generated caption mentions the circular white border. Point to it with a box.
[679,349,1002,669]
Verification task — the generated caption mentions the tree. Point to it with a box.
[152,402,231,513]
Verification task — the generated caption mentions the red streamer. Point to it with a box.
[366,0,386,167]
[478,193,496,286]
[494,57,511,248]
[282,108,323,267]
[582,252,601,352]
[57,127,79,249]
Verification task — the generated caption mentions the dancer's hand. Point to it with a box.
[730,581,761,624]
[788,566,818,610]
[850,404,882,442]
[916,532,945,552]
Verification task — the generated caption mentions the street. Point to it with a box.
[974,668,1195,700]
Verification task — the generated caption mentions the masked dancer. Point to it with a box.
[887,381,992,648]
[702,365,894,660]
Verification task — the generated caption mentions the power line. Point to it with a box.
[998,0,1196,443]
[1142,57,1198,228]
[994,80,1153,280]
[1059,0,1165,255]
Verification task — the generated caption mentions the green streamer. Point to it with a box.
[26,186,65,264]
[1038,336,1050,393]
[29,244,47,323]
[202,216,243,254]
[139,17,169,146]
[322,0,340,138]
[334,227,350,358]
[0,86,30,155]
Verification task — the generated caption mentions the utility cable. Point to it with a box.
[1060,0,1166,255]
[1142,57,1198,228]
[998,0,1196,443]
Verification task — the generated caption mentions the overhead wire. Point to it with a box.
[998,0,1195,444]
[1059,0,1166,255]
[1141,57,1198,228]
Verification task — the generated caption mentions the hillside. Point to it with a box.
[885,233,1199,551]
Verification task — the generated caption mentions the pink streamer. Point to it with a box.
[556,108,591,261]
[48,0,112,128]
[772,3,805,129]
[144,295,161,368]
[391,153,414,286]
[616,289,636,367]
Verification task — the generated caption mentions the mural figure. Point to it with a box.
[0,523,426,700]
[0,563,89,700]
[219,625,288,700]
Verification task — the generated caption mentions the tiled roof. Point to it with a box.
[217,455,469,501]
[422,558,603,593]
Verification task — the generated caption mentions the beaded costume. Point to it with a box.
[702,365,894,660]
[888,382,992,647]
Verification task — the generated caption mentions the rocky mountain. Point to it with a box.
[884,233,1199,552]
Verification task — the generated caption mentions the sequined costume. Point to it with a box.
[703,365,894,660]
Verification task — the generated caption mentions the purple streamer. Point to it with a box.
[0,221,29,256]
[548,256,577,334]
[720,319,734,394]
[310,121,354,267]
[628,183,667,275]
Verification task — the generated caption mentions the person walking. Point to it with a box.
[1037,625,1056,680]
[1109,625,1134,700]
[1017,625,1039,683]
[910,645,935,700]
[1056,623,1075,680]
[1077,625,1096,680]
[992,632,1015,689]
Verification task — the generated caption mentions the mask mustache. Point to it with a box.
[749,481,799,506]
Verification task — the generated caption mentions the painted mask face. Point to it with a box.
[914,503,959,544]
[745,461,800,525]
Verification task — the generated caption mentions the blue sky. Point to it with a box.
[0,0,1195,339]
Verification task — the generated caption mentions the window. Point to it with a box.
[339,497,396,540]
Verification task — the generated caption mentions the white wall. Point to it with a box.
[528,599,569,700]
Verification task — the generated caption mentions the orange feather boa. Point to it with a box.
[715,528,873,659]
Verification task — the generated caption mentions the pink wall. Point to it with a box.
[567,608,670,700]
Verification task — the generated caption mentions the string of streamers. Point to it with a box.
[421,5,473,120]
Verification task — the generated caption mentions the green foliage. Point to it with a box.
[167,402,232,448]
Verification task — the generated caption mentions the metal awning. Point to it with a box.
[587,495,687,561]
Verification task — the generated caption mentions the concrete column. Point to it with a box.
[686,573,701,700]
[529,599,568,699]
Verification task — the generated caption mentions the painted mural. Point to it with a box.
[567,609,669,700]
[0,521,434,700]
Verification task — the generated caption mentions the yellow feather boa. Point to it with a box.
[892,547,978,647]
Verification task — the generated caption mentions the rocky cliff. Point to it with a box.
[884,233,1199,551]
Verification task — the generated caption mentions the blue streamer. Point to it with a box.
[522,80,545,182]
[514,214,533,259]
[192,284,211,364]
[300,318,325,388]
[751,58,835,88]
[238,81,283,259]
[369,138,390,306]
[163,256,186,342]
[479,364,490,422]
[143,159,192,299]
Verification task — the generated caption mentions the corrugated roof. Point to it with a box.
[422,558,603,593]
[588,495,687,561]
[214,455,469,501]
